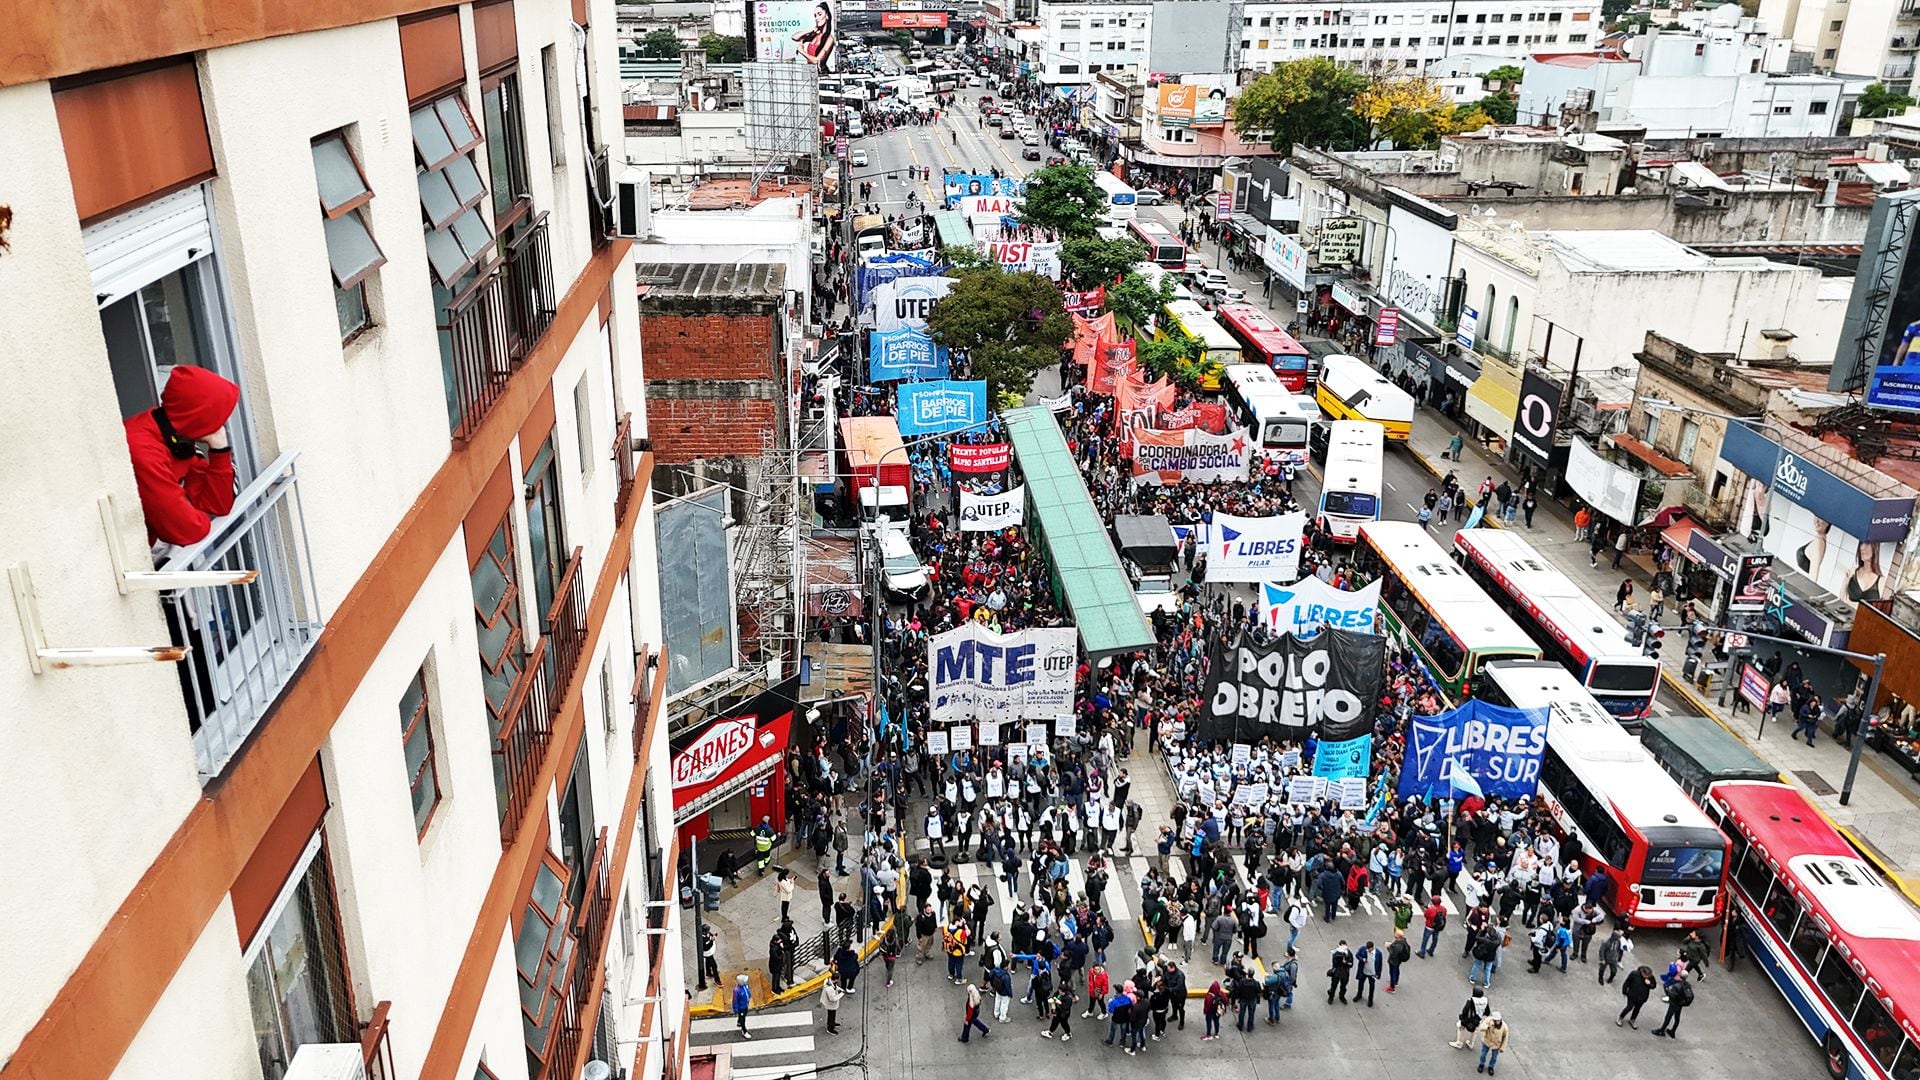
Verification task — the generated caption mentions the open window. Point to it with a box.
[312,132,386,339]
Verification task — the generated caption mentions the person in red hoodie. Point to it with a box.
[123,366,241,545]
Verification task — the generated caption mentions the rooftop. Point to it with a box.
[1536,229,1722,273]
[683,178,813,210]
[633,261,786,300]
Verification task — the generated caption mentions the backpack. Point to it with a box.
[1459,998,1485,1029]
[1472,934,1499,962]
[1433,909,1449,932]
[1672,977,1695,1007]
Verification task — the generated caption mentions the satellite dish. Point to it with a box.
[584,1063,614,1080]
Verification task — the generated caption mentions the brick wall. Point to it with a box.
[646,397,777,463]
[641,311,777,381]
[641,307,782,463]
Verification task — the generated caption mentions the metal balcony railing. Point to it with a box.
[168,452,323,780]
[612,412,638,522]
[505,213,557,359]
[546,827,611,1080]
[359,1001,395,1080]
[546,547,588,703]
[445,213,557,441]
[495,637,553,841]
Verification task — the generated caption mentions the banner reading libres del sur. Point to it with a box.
[927,624,1077,726]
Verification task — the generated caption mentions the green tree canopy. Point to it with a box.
[700,33,748,63]
[1016,164,1109,239]
[1859,82,1917,119]
[1106,269,1176,337]
[640,29,683,59]
[1059,235,1147,290]
[1471,92,1518,125]
[1138,335,1214,389]
[1233,57,1371,154]
[1484,64,1525,87]
[926,266,1074,403]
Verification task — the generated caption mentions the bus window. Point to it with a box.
[1322,489,1378,518]
[1815,946,1866,1021]
[1735,843,1773,899]
[1855,996,1904,1069]
[1789,907,1828,969]
[1762,878,1801,939]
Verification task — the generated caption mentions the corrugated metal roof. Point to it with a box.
[632,261,786,299]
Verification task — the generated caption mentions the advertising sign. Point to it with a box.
[1512,368,1563,470]
[1722,421,1914,543]
[1129,427,1251,487]
[872,275,956,332]
[1262,230,1307,290]
[1374,307,1400,347]
[1062,286,1106,315]
[1396,699,1549,802]
[1455,305,1479,352]
[927,624,1078,724]
[1206,511,1307,583]
[1738,663,1771,712]
[942,172,1022,209]
[882,10,948,25]
[752,0,839,70]
[1157,83,1226,128]
[868,327,950,382]
[1195,629,1385,743]
[670,677,800,820]
[1729,552,1775,613]
[1565,438,1641,524]
[1835,190,1920,412]
[1318,216,1363,265]
[959,485,1025,531]
[805,582,863,618]
[1259,577,1381,637]
[897,380,988,435]
[950,442,1012,473]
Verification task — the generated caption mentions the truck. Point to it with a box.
[839,416,912,527]
[1110,514,1181,614]
[852,213,888,259]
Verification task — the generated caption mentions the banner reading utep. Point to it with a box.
[897,380,988,436]
[950,442,1012,473]
[1205,510,1306,582]
[1259,577,1380,637]
[1195,630,1384,744]
[1131,427,1250,487]
[1396,700,1549,801]
[1062,285,1106,315]
[959,485,1025,531]
[927,623,1077,725]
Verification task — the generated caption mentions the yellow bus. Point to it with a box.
[1314,354,1414,442]
[1157,299,1240,391]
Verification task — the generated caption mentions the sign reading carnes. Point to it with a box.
[669,677,799,820]
[672,717,758,789]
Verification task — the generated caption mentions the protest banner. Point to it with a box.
[1196,629,1384,743]
[1130,427,1252,487]
[958,486,1024,531]
[949,442,1012,473]
[1396,700,1550,801]
[927,624,1077,725]
[1259,577,1380,637]
[1205,511,1306,582]
[1311,734,1373,781]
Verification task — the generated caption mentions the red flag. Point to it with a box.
[1071,311,1116,367]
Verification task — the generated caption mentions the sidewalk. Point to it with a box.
[1394,400,1920,896]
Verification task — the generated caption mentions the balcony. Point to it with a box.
[495,547,585,843]
[359,1000,395,1080]
[632,644,658,765]
[612,412,638,523]
[546,826,611,1080]
[444,213,558,441]
[170,452,323,780]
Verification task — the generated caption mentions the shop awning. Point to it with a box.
[1661,518,1700,563]
[1465,374,1519,440]
[1608,433,1693,479]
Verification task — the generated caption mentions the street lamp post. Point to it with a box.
[1702,625,1885,806]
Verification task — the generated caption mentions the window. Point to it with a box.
[1695,42,1706,55]
[472,517,527,820]
[1855,994,1904,1068]
[1391,36,1401,45]
[1259,38,1270,48]
[1815,947,1866,1021]
[1376,13,1388,21]
[412,93,491,288]
[1788,904,1828,969]
[1811,100,1829,114]
[1491,13,1504,21]
[1455,35,1467,43]
[1062,41,1080,50]
[482,74,533,228]
[1571,33,1588,41]
[516,855,578,1077]
[1403,57,1417,67]
[1830,18,1844,28]
[1260,15,1272,25]
[1507,34,1519,42]
[1539,745,1634,866]
[573,372,596,479]
[1677,418,1699,465]
[311,133,386,341]
[1644,410,1659,446]
[400,665,441,835]
[245,839,357,1080]
[1774,104,1794,114]
[1058,62,1080,73]
[523,435,567,616]
[1734,845,1772,902]
[1823,48,1836,58]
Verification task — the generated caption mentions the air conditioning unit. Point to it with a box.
[615,165,653,240]
[283,1044,366,1080]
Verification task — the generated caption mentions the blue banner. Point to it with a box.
[898,380,989,436]
[1311,734,1372,781]
[1396,700,1549,801]
[941,172,1023,208]
[855,253,940,309]
[869,328,950,382]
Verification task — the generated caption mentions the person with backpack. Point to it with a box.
[988,961,1014,1022]
[959,979,992,1043]
[1619,965,1656,1028]
[1041,980,1075,1041]
[1326,939,1355,1004]
[943,919,971,984]
[1263,963,1287,1023]
[1286,896,1309,951]
[1450,986,1490,1050]
[1418,896,1448,958]
[1201,980,1227,1040]
[1470,926,1501,987]
[1651,968,1694,1038]
[1386,929,1412,992]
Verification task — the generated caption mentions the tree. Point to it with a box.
[1017,164,1108,239]
[1234,57,1371,154]
[1138,335,1212,389]
[891,29,916,49]
[1602,0,1634,23]
[926,266,1073,403]
[640,29,683,59]
[1484,64,1525,87]
[1353,76,1448,146]
[1470,92,1518,125]
[1059,235,1147,290]
[1106,270,1176,337]
[1859,82,1918,119]
[700,33,748,63]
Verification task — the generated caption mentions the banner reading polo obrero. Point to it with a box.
[1396,699,1549,802]
[1130,427,1251,487]
[897,380,987,436]
[1062,285,1106,316]
[1195,630,1383,743]
[927,623,1077,725]
[1206,510,1306,582]
[959,485,1025,531]
[868,327,950,382]
[1260,576,1381,637]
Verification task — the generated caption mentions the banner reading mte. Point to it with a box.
[1396,700,1549,801]
[1131,427,1251,487]
[1196,630,1383,743]
[1260,577,1380,637]
[897,380,988,435]
[1206,511,1306,582]
[927,624,1077,725]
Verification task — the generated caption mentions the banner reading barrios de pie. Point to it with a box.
[927,624,1077,725]
[1131,427,1251,487]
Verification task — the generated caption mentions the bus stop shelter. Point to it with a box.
[1003,405,1155,661]
[1639,714,1781,802]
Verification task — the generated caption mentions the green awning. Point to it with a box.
[1003,406,1156,660]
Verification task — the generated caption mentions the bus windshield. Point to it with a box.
[1323,491,1379,518]
[1263,417,1310,447]
[1589,662,1660,694]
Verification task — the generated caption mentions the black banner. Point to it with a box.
[1514,368,1563,469]
[1196,630,1385,744]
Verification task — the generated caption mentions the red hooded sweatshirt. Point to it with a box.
[124,366,241,546]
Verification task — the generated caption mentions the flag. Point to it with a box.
[1445,758,1484,799]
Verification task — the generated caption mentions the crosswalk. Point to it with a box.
[691,1009,822,1080]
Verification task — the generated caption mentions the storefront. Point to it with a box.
[1848,600,1920,778]
[1664,522,1853,649]
[671,676,801,843]
[1463,348,1523,452]
[1433,348,1480,422]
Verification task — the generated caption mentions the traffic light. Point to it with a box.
[1625,609,1647,647]
[1685,622,1708,660]
[1643,626,1666,658]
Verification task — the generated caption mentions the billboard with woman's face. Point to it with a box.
[754,0,837,71]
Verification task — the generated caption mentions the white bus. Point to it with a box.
[1479,660,1730,929]
[1316,420,1384,543]
[1093,171,1138,222]
[1221,363,1311,467]
[1355,521,1541,699]
[1315,354,1414,442]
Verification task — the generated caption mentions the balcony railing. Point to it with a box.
[358,1000,395,1080]
[546,827,611,1080]
[612,412,638,522]
[445,213,557,441]
[168,452,323,780]
[632,644,657,765]
[495,637,552,841]
[546,547,588,703]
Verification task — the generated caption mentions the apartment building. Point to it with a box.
[1760,0,1920,94]
[0,3,683,1080]
[1029,0,1154,86]
[1238,0,1602,73]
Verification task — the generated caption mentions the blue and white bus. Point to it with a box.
[1094,171,1137,222]
[1316,420,1384,544]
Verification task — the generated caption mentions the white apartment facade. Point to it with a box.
[1029,0,1154,86]
[1239,0,1603,73]
[1761,0,1920,93]
[0,3,683,1080]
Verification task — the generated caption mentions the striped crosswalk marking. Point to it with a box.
[692,1013,815,1036]
[733,1066,819,1080]
[727,1036,816,1058]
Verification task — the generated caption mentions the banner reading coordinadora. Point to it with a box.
[1196,630,1383,743]
[927,624,1077,725]
[1260,577,1380,637]
[1131,427,1252,487]
[1396,699,1549,801]
[1206,511,1307,582]
[959,485,1025,531]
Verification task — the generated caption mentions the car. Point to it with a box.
[1046,155,1065,166]
[1134,188,1164,205]
[879,530,928,597]
[1021,132,1039,146]
[1207,284,1247,304]
[1023,146,1042,160]
[985,114,1004,127]
[850,148,869,166]
[1191,268,1231,293]
[1000,126,1018,139]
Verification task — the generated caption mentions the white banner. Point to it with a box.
[927,624,1078,725]
[1039,392,1073,414]
[959,485,1025,531]
[1130,427,1251,487]
[1205,511,1306,583]
[1259,577,1381,637]
[1566,437,1642,523]
[871,275,956,332]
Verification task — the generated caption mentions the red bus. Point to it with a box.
[1129,219,1187,270]
[1216,302,1313,392]
[1708,781,1920,1080]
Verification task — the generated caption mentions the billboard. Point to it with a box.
[670,677,800,821]
[927,624,1077,724]
[1317,216,1363,265]
[1565,438,1640,524]
[1512,368,1562,470]
[942,172,1022,209]
[882,11,948,26]
[656,488,737,698]
[752,0,840,69]
[1262,229,1306,290]
[1157,83,1226,128]
[1833,190,1920,411]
